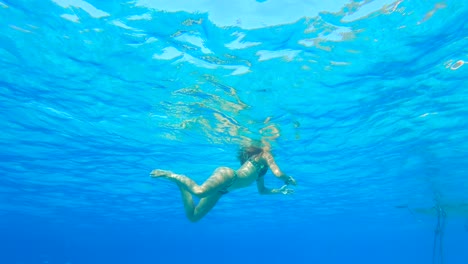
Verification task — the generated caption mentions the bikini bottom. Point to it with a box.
[218,172,237,195]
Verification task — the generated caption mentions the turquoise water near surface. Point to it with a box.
[1,0,467,263]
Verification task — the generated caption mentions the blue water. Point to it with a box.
[1,0,468,263]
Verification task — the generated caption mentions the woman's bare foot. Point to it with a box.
[150,169,174,178]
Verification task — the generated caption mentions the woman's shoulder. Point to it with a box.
[259,149,272,159]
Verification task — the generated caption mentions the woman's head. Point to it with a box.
[237,140,263,165]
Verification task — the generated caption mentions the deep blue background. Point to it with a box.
[1,0,467,263]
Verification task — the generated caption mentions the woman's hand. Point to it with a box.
[278,185,295,195]
[285,176,297,186]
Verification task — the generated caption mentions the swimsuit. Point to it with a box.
[218,172,237,195]
[249,157,267,179]
[218,155,267,195]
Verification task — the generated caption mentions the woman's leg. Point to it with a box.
[151,167,235,198]
[176,183,223,222]
[176,183,195,218]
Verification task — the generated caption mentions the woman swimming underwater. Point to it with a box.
[150,140,296,222]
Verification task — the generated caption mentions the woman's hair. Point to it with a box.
[237,140,263,165]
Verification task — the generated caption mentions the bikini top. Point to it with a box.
[249,156,268,179]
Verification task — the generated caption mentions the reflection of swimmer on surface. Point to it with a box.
[150,138,296,222]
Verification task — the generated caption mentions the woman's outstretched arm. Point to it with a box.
[256,176,294,195]
[262,151,297,185]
